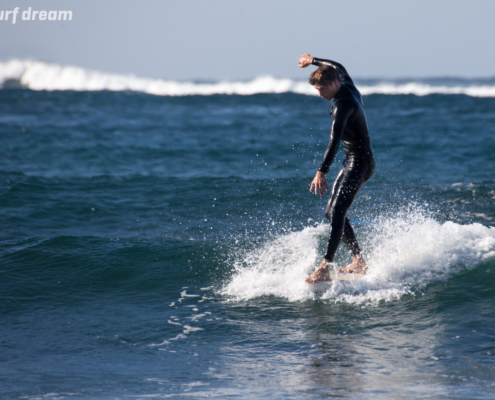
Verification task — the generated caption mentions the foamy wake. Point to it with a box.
[221,213,495,304]
[2,59,495,97]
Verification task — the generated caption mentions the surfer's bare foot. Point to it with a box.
[339,255,368,274]
[305,259,332,283]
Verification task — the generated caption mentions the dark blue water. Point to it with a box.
[1,87,495,399]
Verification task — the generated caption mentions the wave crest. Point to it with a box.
[2,59,495,97]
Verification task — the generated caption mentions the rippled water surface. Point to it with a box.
[1,86,495,399]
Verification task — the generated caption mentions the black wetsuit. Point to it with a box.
[312,57,375,261]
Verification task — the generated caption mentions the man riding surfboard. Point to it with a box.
[299,53,375,283]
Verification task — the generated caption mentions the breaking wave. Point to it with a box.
[0,59,310,96]
[2,59,495,97]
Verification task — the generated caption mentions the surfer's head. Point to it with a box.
[309,66,341,100]
[309,65,340,86]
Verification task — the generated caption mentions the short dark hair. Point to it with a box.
[309,65,341,86]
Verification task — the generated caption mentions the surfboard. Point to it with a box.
[335,273,365,281]
[310,273,365,283]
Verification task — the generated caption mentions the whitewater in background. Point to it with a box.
[2,59,495,97]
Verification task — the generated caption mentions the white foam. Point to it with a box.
[2,59,495,97]
[221,211,495,304]
[0,59,311,96]
[180,290,200,298]
[183,325,204,334]
[187,313,209,322]
[221,225,323,302]
[359,82,495,97]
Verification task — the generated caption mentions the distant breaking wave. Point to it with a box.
[2,59,495,97]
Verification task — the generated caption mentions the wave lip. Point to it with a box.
[2,59,495,97]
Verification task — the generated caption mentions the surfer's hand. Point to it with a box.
[310,171,328,196]
[299,53,313,68]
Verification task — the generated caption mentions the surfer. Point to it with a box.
[299,53,375,283]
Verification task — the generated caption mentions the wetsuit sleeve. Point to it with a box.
[312,57,353,84]
[318,100,356,174]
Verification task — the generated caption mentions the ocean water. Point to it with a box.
[1,60,495,399]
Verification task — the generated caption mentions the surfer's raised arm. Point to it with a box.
[298,53,352,84]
